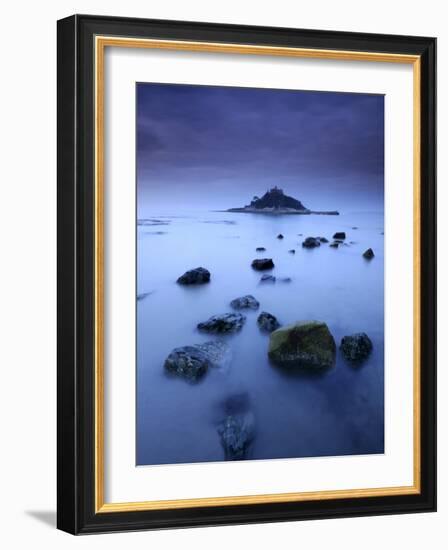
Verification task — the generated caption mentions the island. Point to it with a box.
[226,186,339,215]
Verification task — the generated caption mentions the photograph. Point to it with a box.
[136,83,385,466]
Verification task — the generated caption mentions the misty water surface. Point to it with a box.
[136,209,384,466]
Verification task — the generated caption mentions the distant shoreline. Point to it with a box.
[218,208,340,216]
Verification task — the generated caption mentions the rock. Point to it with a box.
[137,291,153,301]
[177,267,210,285]
[288,249,296,254]
[268,321,336,369]
[164,341,231,382]
[256,247,266,252]
[251,258,275,270]
[363,248,375,259]
[218,399,255,460]
[230,295,260,310]
[297,233,303,236]
[333,232,346,240]
[340,333,373,363]
[318,237,329,243]
[352,226,358,230]
[277,233,284,239]
[257,312,280,332]
[279,277,292,283]
[198,313,246,333]
[329,242,339,248]
[302,237,321,248]
[260,274,276,283]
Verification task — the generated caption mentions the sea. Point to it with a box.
[136,209,384,466]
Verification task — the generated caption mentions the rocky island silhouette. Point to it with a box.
[226,186,339,215]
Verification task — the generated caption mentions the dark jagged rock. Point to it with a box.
[177,267,210,285]
[257,311,281,332]
[197,313,246,333]
[363,248,375,259]
[164,341,231,382]
[340,333,373,363]
[277,233,284,239]
[302,237,321,248]
[288,249,296,254]
[230,295,260,310]
[251,258,274,270]
[268,321,336,369]
[256,247,266,252]
[260,274,276,283]
[333,232,346,240]
[318,237,329,243]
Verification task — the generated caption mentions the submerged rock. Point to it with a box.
[260,274,276,283]
[288,249,296,254]
[279,277,292,283]
[329,242,339,248]
[277,233,284,239]
[251,258,275,270]
[333,232,346,240]
[230,295,260,310]
[177,267,210,285]
[268,321,336,369]
[137,291,153,301]
[257,311,281,332]
[363,248,375,259]
[340,333,373,363]
[197,313,246,333]
[218,396,255,460]
[164,341,231,382]
[318,237,329,243]
[302,237,321,248]
[256,247,266,252]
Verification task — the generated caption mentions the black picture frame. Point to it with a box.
[57,14,436,534]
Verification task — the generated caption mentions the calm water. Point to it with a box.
[136,210,384,466]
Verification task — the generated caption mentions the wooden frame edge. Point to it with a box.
[93,36,422,515]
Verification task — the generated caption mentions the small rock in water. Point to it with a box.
[297,233,303,236]
[279,277,292,283]
[288,249,296,254]
[329,242,339,248]
[363,248,375,259]
[218,396,255,460]
[230,295,260,310]
[256,247,266,252]
[340,333,373,363]
[251,258,275,270]
[318,237,329,243]
[352,226,358,230]
[260,274,276,283]
[277,234,284,239]
[177,267,210,285]
[257,311,281,332]
[164,341,231,382]
[302,237,321,248]
[268,321,336,369]
[197,313,246,333]
[137,291,153,301]
[333,232,346,240]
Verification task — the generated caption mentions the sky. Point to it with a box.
[137,83,384,213]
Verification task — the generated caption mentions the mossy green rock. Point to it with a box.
[268,321,336,369]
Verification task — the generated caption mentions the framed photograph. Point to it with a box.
[57,14,436,534]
